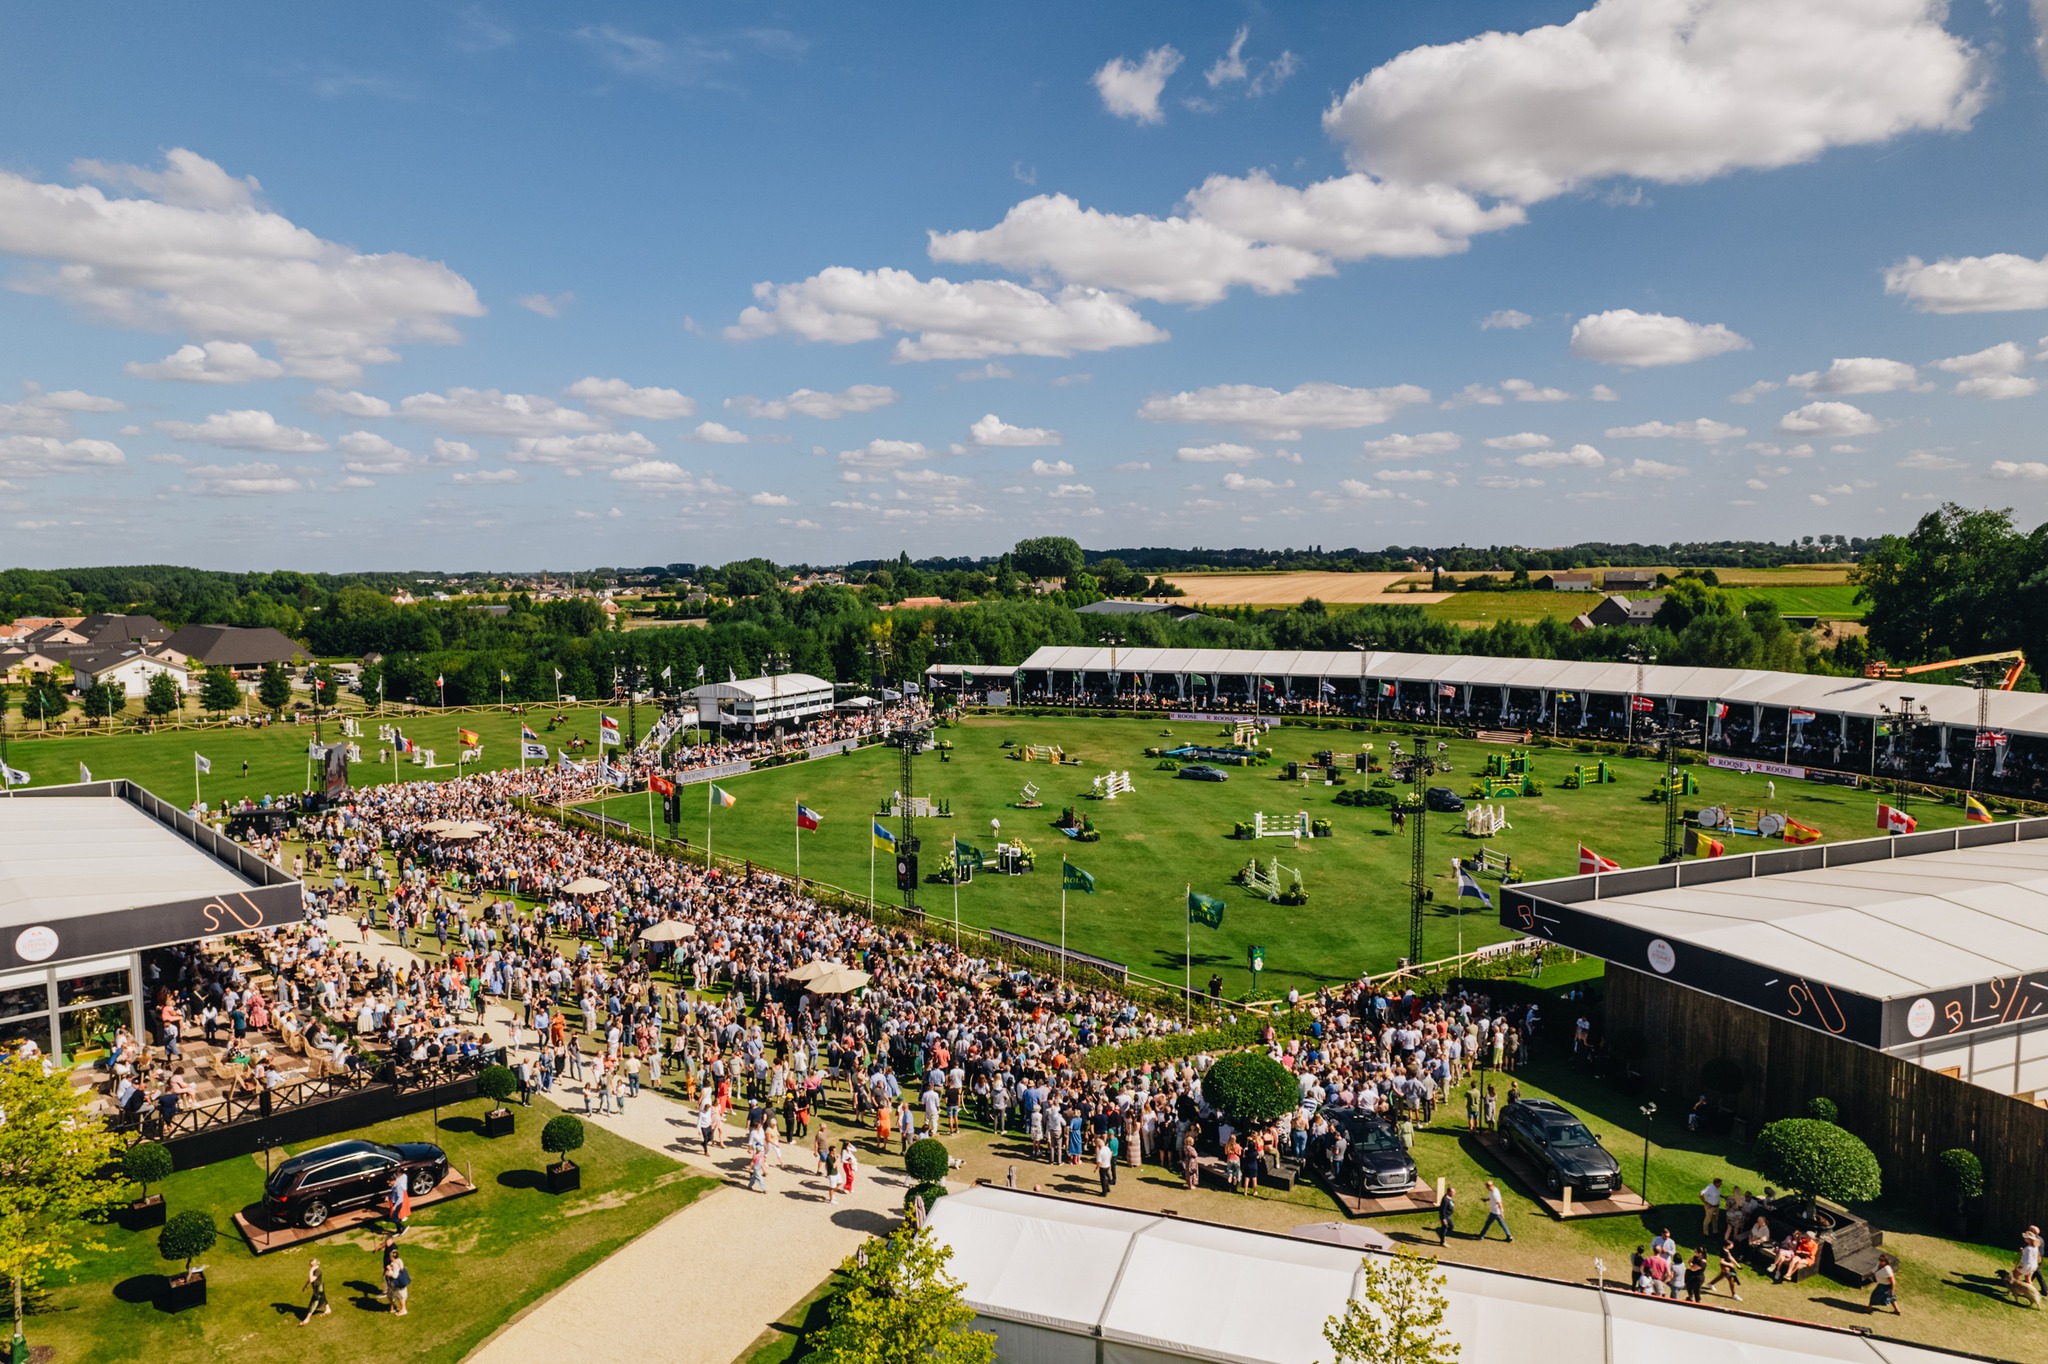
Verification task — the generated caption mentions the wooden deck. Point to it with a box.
[1472,1130,1648,1220]
[232,1168,477,1255]
[1318,1174,1440,1219]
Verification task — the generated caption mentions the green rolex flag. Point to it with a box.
[1062,861,1095,894]
[1190,674,1208,687]
[952,837,983,870]
[1187,889,1226,929]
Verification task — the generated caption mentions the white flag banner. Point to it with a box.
[195,754,212,775]
[521,741,548,760]
[2,764,29,787]
[79,762,92,783]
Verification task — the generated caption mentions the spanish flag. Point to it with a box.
[458,728,480,746]
[1966,794,1994,824]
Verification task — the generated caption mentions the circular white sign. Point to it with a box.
[1907,997,1936,1039]
[1646,938,1677,975]
[13,925,59,963]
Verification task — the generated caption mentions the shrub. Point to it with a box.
[1805,1096,1839,1124]
[476,1064,517,1108]
[1935,1148,1985,1206]
[1201,1051,1298,1124]
[542,1115,587,1164]
[123,1141,173,1198]
[1279,879,1309,906]
[1754,1118,1882,1208]
[158,1210,217,1276]
[904,1182,947,1215]
[1310,818,1333,837]
[905,1138,950,1184]
[1234,821,1255,839]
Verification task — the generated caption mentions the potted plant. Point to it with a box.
[122,1141,173,1230]
[904,1137,950,1216]
[542,1114,585,1193]
[158,1210,216,1311]
[1201,1052,1300,1127]
[477,1063,518,1138]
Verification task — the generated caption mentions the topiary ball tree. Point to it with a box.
[541,1114,586,1168]
[905,1137,950,1184]
[477,1064,517,1111]
[1806,1096,1840,1124]
[158,1210,216,1277]
[1201,1052,1298,1125]
[1754,1118,1882,1215]
[123,1141,174,1200]
[1935,1147,1985,1214]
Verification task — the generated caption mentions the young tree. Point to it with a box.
[1321,1248,1461,1364]
[81,680,122,724]
[199,666,241,719]
[256,660,292,716]
[1754,1117,1882,1216]
[144,669,182,720]
[0,1059,128,1359]
[808,1225,994,1364]
[22,675,67,727]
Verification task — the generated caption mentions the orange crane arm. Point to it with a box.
[1864,650,2027,688]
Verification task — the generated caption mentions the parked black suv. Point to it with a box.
[1499,1098,1621,1199]
[263,1138,449,1228]
[1424,787,1465,813]
[1318,1107,1417,1197]
[1176,764,1229,782]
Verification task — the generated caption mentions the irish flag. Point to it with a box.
[1878,803,1916,835]
[1578,844,1619,875]
[710,784,736,808]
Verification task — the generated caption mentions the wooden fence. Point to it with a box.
[1608,965,2048,1243]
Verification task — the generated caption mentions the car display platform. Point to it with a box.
[1472,1131,1647,1220]
[1315,1173,1439,1219]
[232,1167,477,1255]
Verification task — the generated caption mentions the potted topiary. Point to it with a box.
[542,1114,585,1193]
[1934,1147,1985,1236]
[904,1137,949,1214]
[1200,1052,1299,1127]
[123,1141,173,1229]
[1754,1117,1883,1224]
[477,1063,518,1138]
[158,1209,216,1311]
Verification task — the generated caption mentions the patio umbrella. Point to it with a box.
[446,820,491,837]
[418,818,454,834]
[784,959,843,983]
[563,876,611,895]
[437,827,482,841]
[804,965,872,996]
[639,920,697,942]
[1287,1222,1394,1252]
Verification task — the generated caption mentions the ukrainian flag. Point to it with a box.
[872,821,897,852]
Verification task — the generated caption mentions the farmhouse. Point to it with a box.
[160,624,305,673]
[1601,569,1659,593]
[1537,570,1595,591]
[1572,594,1662,629]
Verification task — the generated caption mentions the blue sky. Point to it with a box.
[3,0,2048,570]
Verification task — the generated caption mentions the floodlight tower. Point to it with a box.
[1878,695,1931,818]
[1408,749,1427,969]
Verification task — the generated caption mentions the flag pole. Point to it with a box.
[795,802,801,882]
[705,776,713,872]
[869,833,876,919]
[194,751,200,809]
[1059,856,1068,992]
[952,841,960,951]
[1184,884,1192,1029]
[646,780,655,852]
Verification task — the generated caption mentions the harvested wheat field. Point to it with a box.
[1162,571,1449,606]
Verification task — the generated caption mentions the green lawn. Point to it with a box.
[26,1096,711,1364]
[583,715,1976,996]
[1730,584,1866,618]
[1421,593,1592,627]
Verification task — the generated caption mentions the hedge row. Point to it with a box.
[1079,1009,1317,1072]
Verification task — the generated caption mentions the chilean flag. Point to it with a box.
[796,803,822,831]
[1878,803,1917,835]
[1578,844,1620,875]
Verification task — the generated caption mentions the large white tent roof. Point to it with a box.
[929,1186,1964,1364]
[684,672,833,702]
[0,793,257,929]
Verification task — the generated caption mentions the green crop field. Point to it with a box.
[584,714,1976,998]
[1420,593,1591,627]
[1729,584,1866,617]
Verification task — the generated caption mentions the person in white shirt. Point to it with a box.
[1478,1179,1513,1242]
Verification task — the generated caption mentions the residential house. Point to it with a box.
[1572,595,1663,630]
[69,647,189,698]
[161,624,305,673]
[1601,570,1659,594]
[1538,571,1595,592]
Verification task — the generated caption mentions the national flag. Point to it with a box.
[521,742,548,761]
[1876,723,1891,737]
[951,836,981,869]
[599,714,621,745]
[2002,658,2026,690]
[1966,795,1994,825]
[1976,731,2008,750]
[1629,696,1655,713]
[1684,827,1725,858]
[1190,674,1207,687]
[458,728,480,746]
[1259,679,1276,693]
[1710,703,1729,719]
[1187,888,1226,929]
[649,773,676,796]
[1380,683,1396,698]
[1320,680,1337,695]
[395,733,415,755]
[710,784,736,808]
[1437,684,1456,698]
[499,669,510,684]
[78,762,91,783]
[872,821,896,852]
[1878,803,1917,835]
[1788,708,1816,724]
[1578,844,1619,875]
[1782,818,1821,845]
[1,763,29,788]
[522,724,541,742]
[1556,691,1574,703]
[797,803,821,832]
[435,674,444,688]
[1062,861,1095,894]
[1454,860,1492,909]
[195,753,212,775]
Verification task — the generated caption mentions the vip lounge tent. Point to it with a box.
[927,1186,1966,1364]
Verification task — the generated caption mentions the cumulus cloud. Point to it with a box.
[0,387,122,438]
[1778,401,1882,436]
[1589,383,1620,401]
[1175,443,1263,465]
[400,387,604,437]
[1787,357,1919,394]
[1333,479,1395,500]
[1885,253,2048,313]
[1569,309,1750,366]
[158,408,327,453]
[184,460,301,495]
[565,377,695,420]
[451,468,522,486]
[518,291,574,317]
[725,384,898,420]
[1374,468,1444,483]
[1321,0,1984,204]
[1477,475,1543,489]
[0,150,481,380]
[1093,46,1182,124]
[1934,342,2036,398]
[969,413,1062,446]
[608,460,731,493]
[1603,418,1745,441]
[0,434,126,477]
[125,340,283,384]
[1139,381,1429,438]
[1481,309,1533,330]
[1898,449,1962,472]
[508,432,658,466]
[1990,460,2048,480]
[1515,444,1605,468]
[1222,472,1295,491]
[308,387,391,417]
[1729,380,1780,404]
[691,421,750,443]
[1610,457,1686,480]
[1029,458,1076,477]
[1483,432,1552,450]
[1363,431,1461,459]
[1049,482,1096,499]
[750,491,795,506]
[728,267,1166,361]
[1501,378,1571,402]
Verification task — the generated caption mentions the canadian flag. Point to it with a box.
[1579,844,1620,875]
[1878,803,1917,835]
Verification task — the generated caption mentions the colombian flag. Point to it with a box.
[1966,795,1994,824]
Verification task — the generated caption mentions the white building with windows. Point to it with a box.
[684,672,835,729]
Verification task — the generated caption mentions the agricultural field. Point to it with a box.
[1421,593,1592,628]
[585,713,1975,998]
[1159,571,1447,606]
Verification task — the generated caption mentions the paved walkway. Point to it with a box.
[464,1007,913,1364]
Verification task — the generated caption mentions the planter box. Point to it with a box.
[164,1270,207,1312]
[545,1161,581,1194]
[126,1194,167,1230]
[483,1108,516,1139]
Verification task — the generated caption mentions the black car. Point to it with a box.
[1424,787,1465,812]
[264,1138,449,1229]
[1319,1107,1417,1196]
[1176,764,1229,782]
[1498,1098,1621,1198]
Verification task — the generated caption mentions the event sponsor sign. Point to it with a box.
[1707,756,1806,779]
[0,883,302,972]
[1169,713,1278,725]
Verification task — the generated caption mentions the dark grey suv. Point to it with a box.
[263,1138,448,1228]
[1320,1107,1417,1196]
[1498,1098,1620,1198]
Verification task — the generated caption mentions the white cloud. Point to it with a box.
[431,438,478,464]
[1373,468,1443,482]
[1729,380,1779,404]
[1483,432,1552,450]
[1603,418,1745,441]
[750,491,795,506]
[0,434,126,477]
[1898,450,1961,472]
[125,340,282,384]
[184,460,300,495]
[837,438,936,478]
[451,468,522,486]
[0,387,122,438]
[1029,458,1076,477]
[1322,0,1984,204]
[1589,383,1619,401]
[308,387,391,417]
[608,460,730,493]
[1363,431,1461,459]
[1,150,481,380]
[1477,475,1543,490]
[692,421,750,444]
[508,432,658,466]
[565,377,695,420]
[1933,341,2027,378]
[1501,378,1571,402]
[1786,357,1919,394]
[400,387,603,437]
[1515,444,1604,468]
[28,387,122,414]
[726,384,898,420]
[1777,401,1882,436]
[1187,171,1524,264]
[335,430,418,476]
[1139,381,1429,438]
[1885,253,2048,313]
[1441,384,1504,408]
[1481,309,1533,330]
[1049,482,1096,499]
[958,362,1013,381]
[158,408,327,453]
[1175,443,1263,465]
[1333,479,1395,500]
[1956,375,2039,400]
[1206,28,1249,87]
[1610,457,1686,480]
[1115,459,1151,471]
[518,291,574,317]
[1569,309,1750,366]
[1093,46,1182,124]
[1222,472,1294,491]
[969,412,1062,446]
[1990,460,2048,480]
[728,267,1166,361]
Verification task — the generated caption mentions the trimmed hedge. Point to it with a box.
[1755,1118,1882,1206]
[905,1138,950,1184]
[1201,1051,1299,1124]
[1080,1010,1314,1072]
[542,1114,587,1159]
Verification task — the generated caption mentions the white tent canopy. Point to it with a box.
[928,1186,1961,1364]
